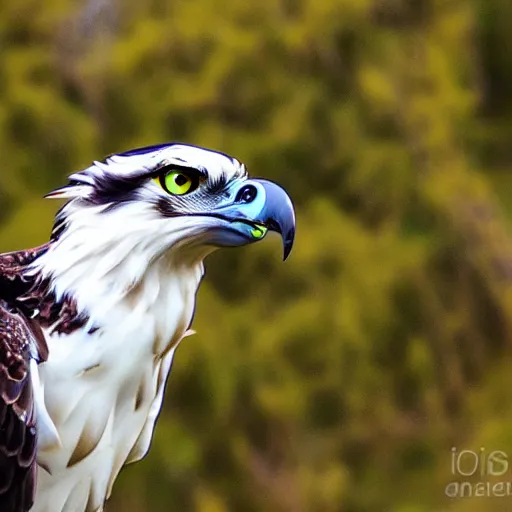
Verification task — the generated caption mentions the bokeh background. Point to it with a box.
[2,0,512,510]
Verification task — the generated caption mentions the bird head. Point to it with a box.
[45,144,295,268]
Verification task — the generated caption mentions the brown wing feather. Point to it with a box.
[0,246,50,512]
[0,303,38,512]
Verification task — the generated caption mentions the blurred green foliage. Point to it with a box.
[2,0,512,510]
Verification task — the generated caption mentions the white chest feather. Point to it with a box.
[31,254,203,512]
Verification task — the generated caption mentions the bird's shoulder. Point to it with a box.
[0,245,49,302]
[1,244,90,337]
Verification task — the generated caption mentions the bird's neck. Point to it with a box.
[29,212,207,348]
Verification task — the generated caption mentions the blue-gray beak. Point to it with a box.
[205,178,296,260]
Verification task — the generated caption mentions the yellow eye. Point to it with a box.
[157,171,197,195]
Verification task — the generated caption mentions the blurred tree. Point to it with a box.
[1,0,512,511]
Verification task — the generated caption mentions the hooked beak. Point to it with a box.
[203,178,296,260]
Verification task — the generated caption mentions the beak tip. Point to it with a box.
[282,228,295,261]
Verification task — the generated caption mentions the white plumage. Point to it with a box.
[33,234,203,511]
[0,143,295,512]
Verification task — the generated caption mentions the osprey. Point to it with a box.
[0,143,295,512]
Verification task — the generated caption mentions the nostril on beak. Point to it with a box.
[236,185,257,204]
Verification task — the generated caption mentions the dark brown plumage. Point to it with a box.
[0,247,48,511]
